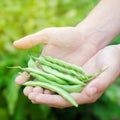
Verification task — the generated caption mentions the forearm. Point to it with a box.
[77,0,120,49]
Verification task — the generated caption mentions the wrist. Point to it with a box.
[75,24,114,50]
[76,0,120,49]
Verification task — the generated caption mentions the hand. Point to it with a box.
[13,0,120,107]
[16,43,120,107]
[14,26,104,105]
[14,26,100,85]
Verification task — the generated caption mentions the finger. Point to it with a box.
[28,92,38,101]
[28,91,102,108]
[13,30,49,49]
[31,100,37,104]
[15,72,30,85]
[85,68,120,97]
[28,88,49,104]
[44,89,54,94]
[23,86,33,96]
[82,46,120,97]
[84,58,120,97]
[28,93,70,108]
[72,92,103,105]
[33,87,44,93]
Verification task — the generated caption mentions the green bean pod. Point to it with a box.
[33,56,86,80]
[23,81,78,107]
[30,72,84,93]
[41,65,86,85]
[29,56,88,81]
[44,56,87,75]
[84,67,108,82]
[28,58,38,69]
[18,67,68,84]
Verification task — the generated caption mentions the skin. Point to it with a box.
[19,45,120,108]
[13,0,120,107]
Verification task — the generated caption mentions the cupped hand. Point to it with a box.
[23,45,120,108]
[15,33,120,108]
[14,27,98,95]
[14,27,98,66]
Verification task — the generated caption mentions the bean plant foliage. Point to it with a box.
[0,0,120,120]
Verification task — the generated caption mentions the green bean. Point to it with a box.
[28,58,38,69]
[33,56,86,80]
[84,67,108,82]
[23,81,78,107]
[44,56,87,75]
[62,84,83,93]
[41,65,86,85]
[30,72,84,93]
[16,66,68,84]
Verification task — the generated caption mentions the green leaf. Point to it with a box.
[105,84,120,104]
[0,108,8,120]
[3,76,20,115]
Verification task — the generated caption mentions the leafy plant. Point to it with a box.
[0,0,120,120]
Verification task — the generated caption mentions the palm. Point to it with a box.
[14,26,120,108]
[40,27,86,66]
[26,45,120,108]
[14,27,96,66]
[42,44,80,65]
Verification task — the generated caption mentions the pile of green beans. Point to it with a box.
[16,56,106,107]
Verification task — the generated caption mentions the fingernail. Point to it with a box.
[87,87,97,97]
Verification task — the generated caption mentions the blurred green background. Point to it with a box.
[0,0,120,120]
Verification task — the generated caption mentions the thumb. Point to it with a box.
[13,29,49,49]
[85,67,120,97]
